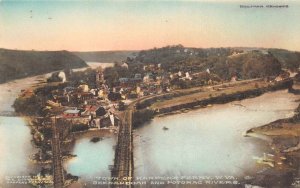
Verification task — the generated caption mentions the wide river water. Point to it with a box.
[134,90,299,179]
[0,76,42,188]
[64,89,299,186]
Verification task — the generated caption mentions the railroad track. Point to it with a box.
[112,109,133,187]
[51,117,64,188]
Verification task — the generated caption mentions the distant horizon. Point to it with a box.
[1,45,299,53]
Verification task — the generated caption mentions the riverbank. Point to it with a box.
[151,79,293,115]
[244,86,300,187]
[72,128,117,139]
[0,74,50,187]
[132,79,293,127]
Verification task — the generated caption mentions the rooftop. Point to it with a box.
[64,109,80,114]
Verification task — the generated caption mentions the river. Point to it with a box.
[65,136,116,185]
[134,90,299,180]
[72,62,114,72]
[63,89,299,186]
[0,76,43,188]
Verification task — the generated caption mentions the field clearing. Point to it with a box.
[151,80,272,109]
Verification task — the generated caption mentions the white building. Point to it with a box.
[58,72,66,82]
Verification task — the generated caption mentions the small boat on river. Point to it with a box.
[163,126,169,131]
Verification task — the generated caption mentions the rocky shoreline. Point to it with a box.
[244,91,300,187]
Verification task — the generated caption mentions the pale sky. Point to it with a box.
[0,0,300,51]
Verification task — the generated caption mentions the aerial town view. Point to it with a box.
[1,0,300,188]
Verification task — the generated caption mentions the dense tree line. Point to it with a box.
[126,46,286,81]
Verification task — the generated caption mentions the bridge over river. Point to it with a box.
[110,93,158,187]
[51,117,65,188]
[111,107,134,187]
[49,79,293,187]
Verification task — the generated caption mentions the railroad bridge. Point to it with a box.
[111,108,134,187]
[51,117,65,188]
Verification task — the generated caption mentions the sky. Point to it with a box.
[0,0,300,51]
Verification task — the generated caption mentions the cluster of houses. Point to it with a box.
[116,62,226,97]
[42,64,173,130]
[42,60,251,130]
[45,71,120,129]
